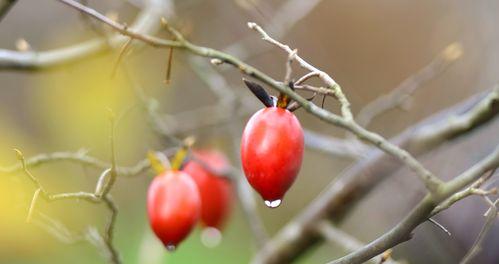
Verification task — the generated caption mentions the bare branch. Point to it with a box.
[0,150,150,177]
[283,49,297,85]
[303,130,368,159]
[460,197,498,264]
[102,195,120,264]
[432,168,497,216]
[326,147,499,264]
[412,86,499,152]
[33,212,85,244]
[58,0,177,48]
[246,22,352,119]
[356,42,463,127]
[295,72,321,86]
[0,0,17,21]
[223,0,325,59]
[0,0,171,70]
[316,221,402,264]
[13,120,124,264]
[427,218,452,236]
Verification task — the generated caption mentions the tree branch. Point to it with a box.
[432,168,497,216]
[0,149,150,177]
[223,0,325,60]
[316,220,401,264]
[15,115,123,264]
[0,0,17,21]
[355,42,463,127]
[303,130,368,159]
[327,146,499,264]
[459,198,498,264]
[0,0,170,70]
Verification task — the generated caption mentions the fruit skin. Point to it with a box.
[183,150,233,229]
[147,170,201,248]
[240,107,304,202]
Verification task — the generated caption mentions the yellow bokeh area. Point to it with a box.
[31,57,143,153]
[0,113,65,258]
[0,52,152,262]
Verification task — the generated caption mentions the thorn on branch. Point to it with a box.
[428,218,452,236]
[26,188,42,223]
[164,47,174,84]
[111,37,133,77]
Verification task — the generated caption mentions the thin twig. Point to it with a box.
[326,147,499,264]
[223,0,325,60]
[459,198,498,264]
[0,149,150,177]
[428,218,452,236]
[355,42,463,127]
[57,0,178,48]
[0,0,171,70]
[316,220,401,264]
[111,37,134,77]
[13,116,124,264]
[303,130,368,159]
[432,168,497,216]
[164,47,174,84]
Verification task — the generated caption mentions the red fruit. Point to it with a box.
[240,107,304,207]
[183,150,233,229]
[147,170,201,250]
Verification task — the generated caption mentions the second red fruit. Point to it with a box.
[240,107,304,207]
[183,150,233,229]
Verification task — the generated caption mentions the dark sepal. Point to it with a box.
[243,79,275,107]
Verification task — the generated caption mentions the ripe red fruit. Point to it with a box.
[240,107,304,207]
[183,150,233,229]
[147,170,201,250]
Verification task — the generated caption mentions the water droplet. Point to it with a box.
[201,227,222,248]
[264,199,282,208]
[166,243,176,252]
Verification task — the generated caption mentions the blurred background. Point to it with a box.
[0,0,498,263]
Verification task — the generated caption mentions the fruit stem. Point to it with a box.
[171,136,196,170]
[277,82,293,108]
[278,91,292,108]
[147,151,168,174]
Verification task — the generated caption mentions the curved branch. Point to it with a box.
[0,0,171,70]
[327,146,499,264]
[0,150,150,177]
[0,0,17,21]
[355,42,463,127]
